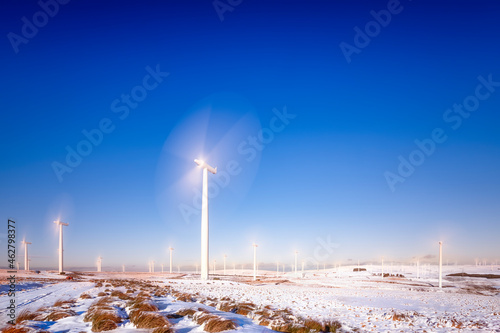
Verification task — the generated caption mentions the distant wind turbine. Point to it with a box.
[194,159,217,280]
[97,256,102,272]
[22,240,31,271]
[294,251,298,277]
[169,247,174,273]
[223,254,227,275]
[438,241,443,288]
[253,244,258,281]
[54,220,68,273]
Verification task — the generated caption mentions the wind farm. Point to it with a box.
[2,0,500,332]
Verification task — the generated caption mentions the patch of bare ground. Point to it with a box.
[447,273,500,279]
[461,282,499,296]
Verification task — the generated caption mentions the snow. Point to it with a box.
[0,265,499,332]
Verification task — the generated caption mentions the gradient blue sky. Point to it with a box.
[1,0,499,271]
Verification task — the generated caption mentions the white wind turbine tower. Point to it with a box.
[122,264,125,273]
[253,244,258,281]
[223,254,227,275]
[438,241,443,288]
[151,261,155,273]
[169,247,174,273]
[54,220,69,273]
[294,251,298,277]
[22,240,31,271]
[97,257,102,272]
[194,159,217,280]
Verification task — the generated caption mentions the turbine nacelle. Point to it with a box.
[54,220,69,226]
[194,159,217,174]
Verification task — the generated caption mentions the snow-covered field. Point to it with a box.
[1,265,499,332]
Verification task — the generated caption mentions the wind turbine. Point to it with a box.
[54,220,69,273]
[223,254,227,275]
[22,240,31,271]
[438,241,443,288]
[97,256,102,272]
[194,159,217,280]
[122,264,125,273]
[151,260,155,273]
[253,244,258,281]
[169,247,174,273]
[294,251,298,277]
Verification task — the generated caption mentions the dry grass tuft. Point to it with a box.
[45,309,77,321]
[92,319,118,332]
[53,298,76,307]
[130,311,171,329]
[323,320,342,332]
[110,290,130,300]
[193,311,237,332]
[176,308,197,317]
[128,298,158,312]
[97,292,107,297]
[2,326,29,333]
[80,293,92,299]
[204,317,237,332]
[303,319,323,331]
[16,308,38,323]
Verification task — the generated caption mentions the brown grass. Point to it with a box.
[97,292,107,297]
[2,326,29,333]
[193,311,237,332]
[323,320,342,332]
[80,293,92,299]
[45,309,77,321]
[53,298,76,307]
[128,298,158,312]
[92,319,118,332]
[176,308,197,317]
[130,311,171,329]
[204,317,237,332]
[110,290,130,300]
[16,308,38,323]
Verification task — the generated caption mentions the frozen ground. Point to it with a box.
[0,265,499,332]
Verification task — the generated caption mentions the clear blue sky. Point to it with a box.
[1,0,499,271]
